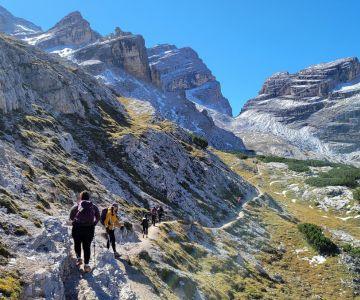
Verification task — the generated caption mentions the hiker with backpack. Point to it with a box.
[69,191,100,273]
[101,203,122,258]
[150,207,157,226]
[157,206,164,223]
[141,213,149,238]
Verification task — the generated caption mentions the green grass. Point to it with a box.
[353,188,360,201]
[0,271,22,300]
[298,223,339,255]
[257,155,333,170]
[305,165,360,188]
[342,244,360,258]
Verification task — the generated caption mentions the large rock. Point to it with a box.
[0,33,124,115]
[148,44,233,116]
[73,34,151,81]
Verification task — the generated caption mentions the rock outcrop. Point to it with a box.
[148,44,233,116]
[233,57,360,165]
[73,34,151,81]
[0,5,41,37]
[0,34,122,116]
[24,11,100,50]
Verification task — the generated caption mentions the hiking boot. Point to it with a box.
[84,265,92,273]
[114,252,121,258]
[76,258,83,266]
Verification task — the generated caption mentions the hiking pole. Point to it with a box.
[93,239,96,266]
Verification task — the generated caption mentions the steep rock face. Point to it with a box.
[258,57,360,98]
[0,5,41,37]
[0,34,123,116]
[24,11,100,50]
[73,34,151,81]
[148,44,233,116]
[234,57,360,165]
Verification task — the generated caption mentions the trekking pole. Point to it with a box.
[93,239,96,265]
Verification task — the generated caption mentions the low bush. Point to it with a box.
[342,244,360,258]
[257,155,333,173]
[0,193,19,214]
[0,271,22,299]
[298,223,339,255]
[13,225,28,236]
[190,133,208,149]
[353,188,360,201]
[305,165,360,188]
[0,242,12,258]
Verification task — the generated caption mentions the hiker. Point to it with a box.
[157,206,164,223]
[102,203,122,258]
[150,207,157,226]
[141,214,149,238]
[69,191,100,273]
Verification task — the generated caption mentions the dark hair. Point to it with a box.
[80,191,90,201]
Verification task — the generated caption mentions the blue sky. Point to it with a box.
[1,0,360,115]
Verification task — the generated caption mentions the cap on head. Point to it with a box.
[80,191,90,201]
[112,203,119,209]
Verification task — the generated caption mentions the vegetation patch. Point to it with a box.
[13,225,28,236]
[342,244,360,258]
[0,191,19,214]
[305,165,360,188]
[190,133,208,149]
[0,242,12,259]
[257,155,334,173]
[298,223,339,255]
[0,271,22,300]
[353,188,360,201]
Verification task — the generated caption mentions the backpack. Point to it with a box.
[74,201,96,226]
[100,208,108,226]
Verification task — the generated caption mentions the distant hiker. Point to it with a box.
[101,203,122,258]
[157,206,164,223]
[141,214,149,238]
[69,191,100,273]
[151,207,157,226]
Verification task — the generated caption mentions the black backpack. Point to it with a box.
[100,208,108,225]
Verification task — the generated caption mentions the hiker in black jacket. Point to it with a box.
[69,191,100,273]
[141,214,149,238]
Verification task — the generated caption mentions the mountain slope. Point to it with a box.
[0,5,41,37]
[148,44,233,116]
[202,57,360,165]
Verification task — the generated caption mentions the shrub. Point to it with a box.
[138,250,152,262]
[342,244,360,258]
[353,188,360,201]
[190,133,208,149]
[0,271,22,299]
[298,223,339,255]
[14,225,28,236]
[0,194,19,214]
[0,242,12,258]
[305,165,360,188]
[257,155,333,173]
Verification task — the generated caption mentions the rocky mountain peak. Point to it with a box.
[51,11,88,30]
[0,5,42,37]
[259,57,360,98]
[26,10,101,51]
